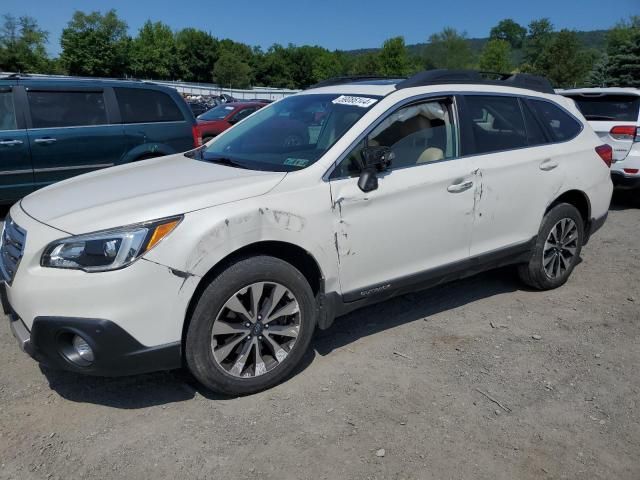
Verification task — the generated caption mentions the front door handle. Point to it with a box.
[447,180,474,193]
[540,159,558,171]
[34,137,57,145]
[0,139,23,147]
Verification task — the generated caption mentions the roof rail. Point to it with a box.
[310,75,405,89]
[396,69,555,94]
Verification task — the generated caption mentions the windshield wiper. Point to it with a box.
[205,156,250,169]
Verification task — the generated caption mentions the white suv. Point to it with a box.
[559,88,640,193]
[3,70,613,395]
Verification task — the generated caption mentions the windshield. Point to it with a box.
[568,94,640,122]
[199,104,236,121]
[201,93,380,171]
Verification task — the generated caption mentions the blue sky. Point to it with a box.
[3,0,639,55]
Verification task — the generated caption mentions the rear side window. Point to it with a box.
[27,91,107,129]
[528,100,581,142]
[465,95,528,154]
[115,88,184,124]
[521,102,548,146]
[0,91,17,130]
[566,94,640,122]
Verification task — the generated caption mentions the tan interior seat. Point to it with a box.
[416,147,444,164]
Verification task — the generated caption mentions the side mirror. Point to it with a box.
[357,146,393,192]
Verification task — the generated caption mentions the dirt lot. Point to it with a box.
[1,194,639,480]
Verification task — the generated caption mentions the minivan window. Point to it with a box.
[115,88,184,124]
[465,95,527,154]
[0,91,17,130]
[202,94,379,172]
[566,94,640,122]
[529,99,581,142]
[27,91,108,129]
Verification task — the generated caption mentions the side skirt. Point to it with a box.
[318,237,536,329]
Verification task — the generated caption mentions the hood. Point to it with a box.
[21,154,286,234]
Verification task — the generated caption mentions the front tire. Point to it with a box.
[185,256,317,395]
[518,203,584,290]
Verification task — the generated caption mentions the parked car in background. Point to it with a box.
[196,102,266,142]
[187,100,212,117]
[4,70,612,395]
[560,88,640,193]
[0,75,200,204]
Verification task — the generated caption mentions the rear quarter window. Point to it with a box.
[566,94,640,122]
[115,88,184,124]
[528,99,582,142]
[0,90,17,130]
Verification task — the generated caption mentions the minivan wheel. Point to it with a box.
[518,203,584,290]
[185,256,317,395]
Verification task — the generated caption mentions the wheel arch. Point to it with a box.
[181,240,325,347]
[547,189,591,227]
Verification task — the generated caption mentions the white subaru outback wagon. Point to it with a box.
[3,70,613,395]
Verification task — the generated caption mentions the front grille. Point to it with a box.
[0,215,26,284]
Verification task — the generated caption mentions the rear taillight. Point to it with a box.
[610,125,638,142]
[192,125,203,148]
[623,168,639,175]
[595,144,613,168]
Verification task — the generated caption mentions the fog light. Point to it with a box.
[71,335,94,363]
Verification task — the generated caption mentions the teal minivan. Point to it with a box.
[0,76,200,204]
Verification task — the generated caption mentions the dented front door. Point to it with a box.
[330,157,479,299]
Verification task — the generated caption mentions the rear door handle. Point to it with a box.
[0,139,23,147]
[540,159,558,171]
[34,137,57,145]
[447,180,474,193]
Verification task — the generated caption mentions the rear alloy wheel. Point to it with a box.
[186,256,316,395]
[518,203,584,290]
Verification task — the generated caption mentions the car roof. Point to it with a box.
[0,75,174,92]
[558,87,640,97]
[227,102,266,108]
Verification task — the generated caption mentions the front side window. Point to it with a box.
[28,91,107,129]
[566,94,640,122]
[115,88,184,124]
[528,99,581,142]
[335,99,457,178]
[465,95,528,154]
[0,91,17,131]
[201,93,379,172]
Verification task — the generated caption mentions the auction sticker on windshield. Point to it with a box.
[332,95,378,108]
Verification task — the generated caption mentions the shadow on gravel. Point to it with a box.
[610,191,639,211]
[313,266,521,356]
[40,268,521,408]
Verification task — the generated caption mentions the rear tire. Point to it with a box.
[518,203,584,290]
[185,256,317,395]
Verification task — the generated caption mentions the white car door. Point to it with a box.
[464,94,582,257]
[328,97,478,301]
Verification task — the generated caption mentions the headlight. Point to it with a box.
[41,216,182,272]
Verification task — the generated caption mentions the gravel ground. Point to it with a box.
[1,194,639,480]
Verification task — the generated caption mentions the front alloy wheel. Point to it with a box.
[212,282,301,378]
[186,256,316,395]
[542,218,579,279]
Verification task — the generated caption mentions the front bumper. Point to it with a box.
[3,283,182,376]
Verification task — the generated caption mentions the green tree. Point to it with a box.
[478,39,512,72]
[424,28,474,69]
[130,20,176,79]
[0,14,49,73]
[175,28,218,82]
[536,29,593,87]
[522,18,554,70]
[255,44,295,88]
[213,51,251,88]
[60,10,130,77]
[349,52,381,75]
[607,29,640,87]
[378,36,412,76]
[311,49,343,83]
[490,19,527,49]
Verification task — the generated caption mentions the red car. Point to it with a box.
[196,102,266,142]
